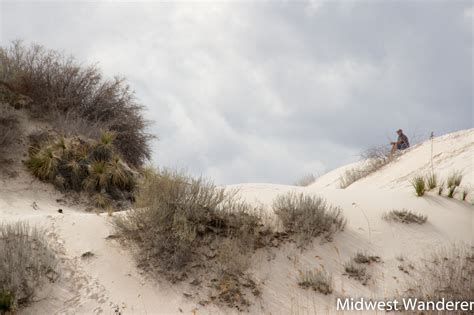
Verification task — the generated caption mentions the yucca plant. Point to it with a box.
[107,156,132,189]
[425,173,437,190]
[26,147,60,180]
[84,160,109,191]
[90,130,116,162]
[410,176,425,197]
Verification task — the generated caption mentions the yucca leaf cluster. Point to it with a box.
[26,130,135,208]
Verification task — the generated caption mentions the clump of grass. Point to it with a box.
[383,209,427,224]
[461,188,469,201]
[352,252,381,264]
[0,222,57,312]
[425,173,438,190]
[344,261,370,285]
[273,192,346,245]
[446,171,463,198]
[446,171,463,188]
[410,176,425,197]
[401,245,473,304]
[339,146,394,188]
[298,269,333,295]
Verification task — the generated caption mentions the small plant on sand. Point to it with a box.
[461,188,469,201]
[0,222,57,312]
[298,269,333,295]
[273,192,346,245]
[410,176,425,197]
[383,209,427,224]
[425,173,438,190]
[446,171,462,198]
[344,261,370,285]
[353,252,381,264]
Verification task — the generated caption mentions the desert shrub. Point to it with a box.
[26,131,135,207]
[383,209,427,224]
[425,173,438,190]
[114,168,268,274]
[410,176,425,197]
[273,192,346,245]
[298,269,333,295]
[352,252,381,264]
[294,173,317,186]
[344,261,370,285]
[339,146,394,188]
[402,245,473,306]
[0,222,57,312]
[0,41,153,166]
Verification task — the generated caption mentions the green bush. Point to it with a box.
[0,222,56,311]
[273,192,346,244]
[0,41,153,167]
[410,176,425,197]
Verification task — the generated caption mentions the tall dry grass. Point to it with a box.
[0,222,57,312]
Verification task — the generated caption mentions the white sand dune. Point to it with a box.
[1,128,472,314]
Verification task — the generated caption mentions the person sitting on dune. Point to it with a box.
[391,129,410,153]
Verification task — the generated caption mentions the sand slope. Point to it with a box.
[1,128,472,314]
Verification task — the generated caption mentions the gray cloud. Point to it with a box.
[1,0,472,184]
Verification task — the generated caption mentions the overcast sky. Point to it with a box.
[1,0,472,184]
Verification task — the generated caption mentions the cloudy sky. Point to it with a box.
[1,0,472,184]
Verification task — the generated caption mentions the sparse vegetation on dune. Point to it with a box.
[383,209,427,224]
[114,169,272,309]
[339,145,395,188]
[0,222,57,313]
[401,245,473,306]
[343,252,381,286]
[298,269,333,295]
[0,41,153,167]
[273,192,346,245]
